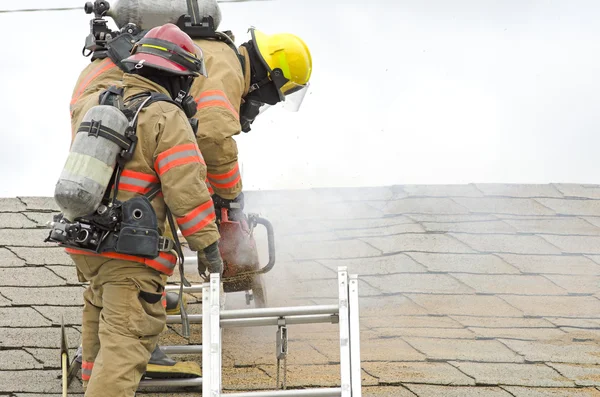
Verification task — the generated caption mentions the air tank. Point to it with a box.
[55,105,130,222]
[108,0,222,31]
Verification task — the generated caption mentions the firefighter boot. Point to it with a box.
[165,291,187,315]
[144,346,201,379]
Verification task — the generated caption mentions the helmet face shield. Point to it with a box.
[281,82,309,112]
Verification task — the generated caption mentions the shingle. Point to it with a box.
[450,233,563,254]
[0,267,66,287]
[406,385,512,397]
[404,337,524,363]
[500,339,600,365]
[498,254,600,275]
[405,294,523,317]
[362,361,476,385]
[450,316,555,328]
[0,198,26,212]
[0,349,43,370]
[503,386,600,396]
[279,239,382,260]
[318,253,428,275]
[451,274,568,295]
[19,197,60,211]
[383,198,470,215]
[0,308,51,327]
[9,247,72,265]
[363,273,474,294]
[546,363,600,386]
[540,235,600,254]
[543,275,600,295]
[402,184,484,197]
[421,220,517,233]
[406,253,521,274]
[376,327,476,339]
[0,327,80,348]
[474,184,563,198]
[500,296,600,318]
[0,370,66,393]
[453,197,556,215]
[451,362,573,387]
[554,184,600,199]
[361,386,418,397]
[0,213,37,228]
[0,247,25,267]
[33,306,83,326]
[467,327,567,341]
[504,217,600,236]
[363,234,476,254]
[22,211,59,227]
[536,199,600,216]
[0,229,52,247]
[362,315,463,329]
[1,286,84,306]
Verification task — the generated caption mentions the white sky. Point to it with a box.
[0,0,599,197]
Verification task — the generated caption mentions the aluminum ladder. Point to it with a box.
[139,266,362,396]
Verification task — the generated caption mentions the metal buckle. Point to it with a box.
[158,236,174,252]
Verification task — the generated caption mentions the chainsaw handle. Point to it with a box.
[252,215,276,274]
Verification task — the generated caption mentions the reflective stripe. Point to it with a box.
[162,290,167,308]
[70,59,117,107]
[61,152,114,188]
[65,248,177,276]
[205,179,214,195]
[118,170,160,194]
[207,163,241,189]
[82,360,94,381]
[195,90,239,119]
[177,201,215,237]
[155,143,204,176]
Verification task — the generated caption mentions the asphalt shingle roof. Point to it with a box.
[1,184,600,396]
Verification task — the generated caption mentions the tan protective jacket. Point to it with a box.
[190,39,251,200]
[67,74,220,275]
[70,58,124,139]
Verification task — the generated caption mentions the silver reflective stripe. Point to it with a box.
[208,169,240,185]
[153,255,176,271]
[179,206,214,232]
[157,150,199,172]
[197,94,229,104]
[82,368,93,376]
[119,176,152,188]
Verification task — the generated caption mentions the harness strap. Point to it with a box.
[78,121,131,150]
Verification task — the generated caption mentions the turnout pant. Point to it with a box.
[71,254,167,397]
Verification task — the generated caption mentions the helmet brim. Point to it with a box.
[122,52,201,76]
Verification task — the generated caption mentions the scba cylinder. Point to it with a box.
[108,0,222,31]
[55,105,130,221]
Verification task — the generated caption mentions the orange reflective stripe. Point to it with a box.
[205,179,214,195]
[176,201,215,237]
[65,248,177,276]
[207,163,241,189]
[70,58,117,106]
[155,143,205,176]
[82,360,94,380]
[118,170,160,194]
[195,90,239,119]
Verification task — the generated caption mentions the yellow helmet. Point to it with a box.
[250,28,312,107]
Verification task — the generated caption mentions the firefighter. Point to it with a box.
[65,23,222,395]
[189,27,312,267]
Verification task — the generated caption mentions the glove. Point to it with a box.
[240,99,263,133]
[197,241,223,277]
[212,193,244,211]
[213,193,245,223]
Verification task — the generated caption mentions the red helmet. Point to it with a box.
[123,23,207,77]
